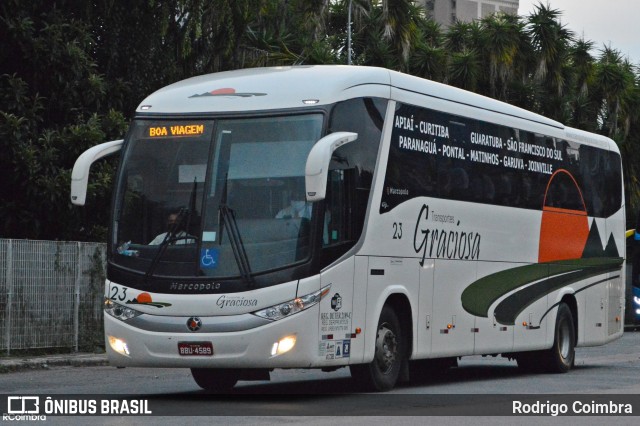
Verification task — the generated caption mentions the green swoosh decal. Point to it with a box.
[461,257,623,324]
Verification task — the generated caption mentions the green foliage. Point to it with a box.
[0,1,127,241]
[2,0,640,239]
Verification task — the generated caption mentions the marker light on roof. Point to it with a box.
[302,99,319,105]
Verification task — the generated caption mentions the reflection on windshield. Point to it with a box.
[112,114,323,279]
[202,115,322,278]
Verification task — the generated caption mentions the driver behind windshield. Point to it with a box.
[149,211,195,245]
[276,182,311,219]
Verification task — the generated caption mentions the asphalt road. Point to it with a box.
[2,331,639,425]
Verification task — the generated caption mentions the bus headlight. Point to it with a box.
[253,285,331,321]
[104,298,143,321]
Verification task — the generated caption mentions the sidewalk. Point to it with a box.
[0,352,108,373]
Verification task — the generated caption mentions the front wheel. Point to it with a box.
[190,368,240,392]
[350,305,406,392]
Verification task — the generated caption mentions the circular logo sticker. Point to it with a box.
[186,317,202,332]
[331,293,342,311]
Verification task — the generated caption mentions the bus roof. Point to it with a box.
[135,66,617,152]
[137,66,391,115]
[138,66,552,122]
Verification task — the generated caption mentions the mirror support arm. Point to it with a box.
[70,139,123,205]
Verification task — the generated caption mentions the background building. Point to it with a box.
[420,0,519,27]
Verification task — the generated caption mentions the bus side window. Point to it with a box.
[323,169,351,247]
[320,168,358,267]
[321,97,386,267]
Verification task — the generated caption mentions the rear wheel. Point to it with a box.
[516,302,575,373]
[190,368,240,392]
[542,302,575,373]
[350,305,406,392]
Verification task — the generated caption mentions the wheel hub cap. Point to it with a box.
[375,324,397,374]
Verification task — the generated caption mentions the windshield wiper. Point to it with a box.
[145,180,199,280]
[144,208,198,280]
[218,178,254,288]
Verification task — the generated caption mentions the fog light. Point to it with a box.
[108,336,130,356]
[271,335,297,356]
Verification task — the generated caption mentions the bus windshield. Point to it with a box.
[112,114,324,281]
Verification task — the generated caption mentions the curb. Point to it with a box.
[0,353,109,374]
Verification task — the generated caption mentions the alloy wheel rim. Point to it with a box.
[375,323,398,374]
[558,319,571,361]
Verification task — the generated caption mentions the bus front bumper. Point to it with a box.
[103,305,328,369]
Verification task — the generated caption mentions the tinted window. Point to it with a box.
[322,98,387,264]
[381,102,622,218]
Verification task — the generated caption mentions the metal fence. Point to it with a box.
[0,239,106,355]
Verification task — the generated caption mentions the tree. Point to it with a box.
[0,1,126,240]
[594,46,635,138]
[568,38,598,131]
[479,13,522,100]
[525,2,575,119]
[3,0,640,239]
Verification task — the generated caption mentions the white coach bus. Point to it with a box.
[71,66,625,392]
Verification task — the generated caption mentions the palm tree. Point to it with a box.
[409,15,445,80]
[525,2,574,118]
[379,0,422,63]
[479,12,522,100]
[594,46,635,138]
[447,49,481,91]
[249,0,422,68]
[411,42,447,81]
[444,20,473,53]
[355,9,401,70]
[568,38,597,130]
[526,3,573,81]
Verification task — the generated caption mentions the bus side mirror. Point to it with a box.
[70,139,124,205]
[305,132,358,202]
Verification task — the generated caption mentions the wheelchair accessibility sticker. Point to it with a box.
[318,339,351,360]
[200,248,219,269]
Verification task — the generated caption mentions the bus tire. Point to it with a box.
[190,368,239,392]
[542,302,575,373]
[350,305,406,392]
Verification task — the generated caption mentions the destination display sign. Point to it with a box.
[146,124,206,138]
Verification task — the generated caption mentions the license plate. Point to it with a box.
[178,342,213,356]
